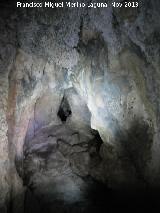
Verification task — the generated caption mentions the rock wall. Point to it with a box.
[0,0,160,211]
[0,4,17,211]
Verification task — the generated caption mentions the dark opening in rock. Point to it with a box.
[57,96,72,122]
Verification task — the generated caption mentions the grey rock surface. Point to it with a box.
[0,0,160,211]
[23,123,103,212]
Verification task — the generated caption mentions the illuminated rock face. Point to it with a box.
[23,122,103,212]
[0,0,160,212]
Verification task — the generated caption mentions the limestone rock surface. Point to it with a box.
[0,0,160,212]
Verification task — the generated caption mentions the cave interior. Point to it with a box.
[0,0,160,212]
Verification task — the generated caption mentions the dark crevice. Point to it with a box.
[57,95,72,122]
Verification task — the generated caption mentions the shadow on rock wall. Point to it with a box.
[122,118,153,184]
[9,177,160,213]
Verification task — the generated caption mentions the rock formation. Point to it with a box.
[0,0,160,212]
